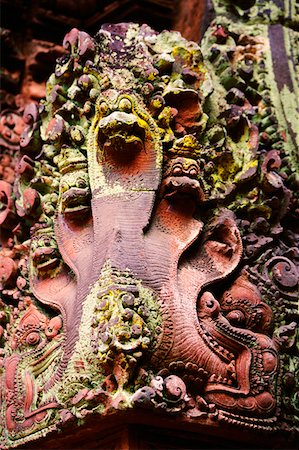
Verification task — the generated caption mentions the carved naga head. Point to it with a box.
[19,24,220,359]
[2,23,279,446]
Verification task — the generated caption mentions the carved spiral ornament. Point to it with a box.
[266,257,298,290]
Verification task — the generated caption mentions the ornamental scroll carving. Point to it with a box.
[0,21,298,448]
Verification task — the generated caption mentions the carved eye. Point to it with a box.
[226,310,246,327]
[38,238,45,246]
[189,166,199,177]
[99,101,109,115]
[119,98,132,112]
[60,181,69,193]
[43,237,51,246]
[206,299,214,308]
[26,331,40,346]
[76,178,87,189]
[122,293,135,307]
[172,165,183,175]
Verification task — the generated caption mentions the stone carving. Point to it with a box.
[0,16,298,449]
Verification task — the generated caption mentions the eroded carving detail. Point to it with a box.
[0,20,298,448]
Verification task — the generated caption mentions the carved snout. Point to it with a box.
[98,111,146,153]
[197,292,220,319]
[161,175,205,202]
[61,187,91,214]
[31,246,60,273]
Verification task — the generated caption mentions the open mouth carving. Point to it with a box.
[61,187,91,218]
[56,148,87,175]
[98,111,146,156]
[58,159,87,175]
[32,246,60,273]
[162,176,205,202]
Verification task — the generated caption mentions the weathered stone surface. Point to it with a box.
[0,2,298,448]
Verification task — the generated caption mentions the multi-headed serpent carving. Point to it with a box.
[0,21,298,448]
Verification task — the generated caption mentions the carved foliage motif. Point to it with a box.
[0,19,298,448]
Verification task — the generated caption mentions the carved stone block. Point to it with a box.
[0,12,298,449]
